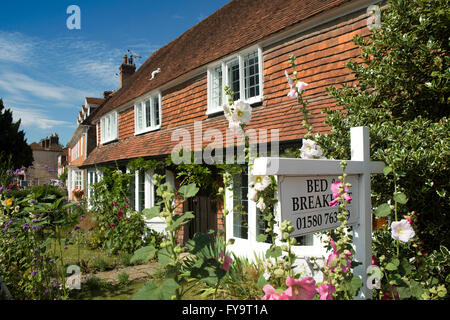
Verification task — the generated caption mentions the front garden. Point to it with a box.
[1,0,449,301]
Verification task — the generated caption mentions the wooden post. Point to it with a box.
[351,126,372,300]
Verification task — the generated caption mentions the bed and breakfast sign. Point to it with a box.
[279,175,359,237]
[253,127,385,299]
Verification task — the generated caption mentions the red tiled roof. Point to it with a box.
[30,142,63,152]
[86,97,104,106]
[91,0,351,122]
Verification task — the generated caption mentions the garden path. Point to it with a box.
[83,262,158,284]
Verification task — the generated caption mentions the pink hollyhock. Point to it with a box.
[118,210,123,219]
[218,251,233,271]
[381,285,399,300]
[329,198,339,207]
[282,277,317,300]
[330,180,349,198]
[326,237,352,273]
[285,71,298,99]
[317,283,336,300]
[296,81,308,92]
[262,285,281,300]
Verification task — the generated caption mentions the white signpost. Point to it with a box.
[252,127,384,299]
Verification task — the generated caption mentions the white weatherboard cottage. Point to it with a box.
[226,127,384,299]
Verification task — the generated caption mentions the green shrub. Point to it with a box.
[315,0,449,252]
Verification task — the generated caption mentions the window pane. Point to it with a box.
[129,173,135,211]
[153,96,160,126]
[227,59,240,101]
[136,103,143,132]
[145,99,151,128]
[244,51,259,99]
[211,66,222,109]
[233,173,248,239]
[139,170,145,211]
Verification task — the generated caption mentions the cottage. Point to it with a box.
[68,0,380,275]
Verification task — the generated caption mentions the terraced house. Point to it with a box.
[70,0,380,275]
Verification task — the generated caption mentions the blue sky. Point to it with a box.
[0,0,230,146]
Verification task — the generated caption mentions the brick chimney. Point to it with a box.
[50,133,59,146]
[119,54,136,88]
[103,91,113,99]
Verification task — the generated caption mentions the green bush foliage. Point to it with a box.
[315,0,449,252]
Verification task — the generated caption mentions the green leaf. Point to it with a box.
[257,234,268,242]
[142,206,160,220]
[375,203,391,217]
[265,246,282,259]
[186,232,212,254]
[158,247,173,267]
[440,245,449,256]
[397,286,411,299]
[165,212,195,231]
[348,276,363,297]
[178,183,199,199]
[383,166,392,176]
[132,279,179,300]
[393,192,407,204]
[385,258,400,271]
[130,245,156,264]
[257,274,268,289]
[410,280,424,298]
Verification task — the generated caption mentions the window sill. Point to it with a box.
[101,138,118,145]
[206,96,263,117]
[134,125,161,136]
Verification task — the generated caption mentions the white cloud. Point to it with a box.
[0,71,92,103]
[10,107,75,130]
[0,31,34,64]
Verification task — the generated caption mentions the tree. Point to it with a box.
[315,0,449,251]
[0,99,34,172]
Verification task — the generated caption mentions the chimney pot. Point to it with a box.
[123,54,128,65]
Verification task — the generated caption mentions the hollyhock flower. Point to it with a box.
[282,276,317,300]
[232,100,252,124]
[248,188,258,202]
[391,219,415,242]
[256,198,266,211]
[285,70,298,99]
[317,283,336,300]
[262,284,282,300]
[326,237,352,273]
[249,174,271,191]
[299,139,325,159]
[118,210,123,219]
[329,199,339,207]
[330,180,349,198]
[296,81,308,92]
[217,251,233,271]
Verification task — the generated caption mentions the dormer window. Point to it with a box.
[207,46,263,115]
[100,111,118,144]
[135,92,161,135]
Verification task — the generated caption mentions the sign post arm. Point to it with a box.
[351,126,372,300]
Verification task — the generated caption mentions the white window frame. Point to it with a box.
[225,168,326,276]
[207,45,263,115]
[100,111,118,144]
[87,169,101,203]
[134,92,162,135]
[72,169,83,191]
